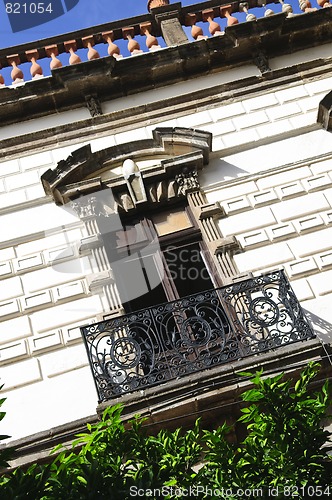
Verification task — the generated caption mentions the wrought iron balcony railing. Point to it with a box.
[81,270,315,403]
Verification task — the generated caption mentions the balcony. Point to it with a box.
[81,270,315,403]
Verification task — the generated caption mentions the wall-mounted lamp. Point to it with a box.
[122,159,147,206]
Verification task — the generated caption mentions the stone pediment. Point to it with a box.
[41,127,212,206]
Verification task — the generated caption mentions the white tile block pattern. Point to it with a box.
[234,242,294,272]
[0,204,80,243]
[0,299,20,319]
[23,291,53,310]
[21,257,91,292]
[287,227,332,258]
[218,207,276,236]
[266,102,302,121]
[237,230,269,248]
[233,111,269,130]
[248,189,278,207]
[0,262,12,277]
[0,316,31,345]
[308,270,332,296]
[212,102,245,121]
[0,340,28,364]
[0,159,20,176]
[302,174,332,192]
[6,171,39,191]
[316,251,332,269]
[293,215,325,233]
[224,196,252,214]
[0,358,41,390]
[267,222,297,241]
[20,151,53,171]
[274,85,308,103]
[205,181,258,203]
[30,295,103,332]
[14,253,44,272]
[287,257,318,277]
[271,192,330,222]
[39,344,89,377]
[30,332,63,353]
[310,158,332,175]
[16,228,81,257]
[55,281,85,301]
[0,190,27,209]
[290,278,314,302]
[0,277,23,301]
[275,181,306,200]
[243,93,278,112]
[257,167,312,190]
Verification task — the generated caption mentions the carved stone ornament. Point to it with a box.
[175,170,200,195]
[253,51,270,74]
[41,128,212,205]
[71,195,115,218]
[85,95,102,117]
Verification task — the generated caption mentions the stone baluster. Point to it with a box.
[45,45,62,70]
[122,28,143,56]
[7,55,24,83]
[26,50,43,79]
[140,22,161,51]
[185,13,208,41]
[202,9,223,36]
[64,41,82,65]
[239,3,257,21]
[220,6,239,27]
[299,0,317,11]
[278,0,294,16]
[102,31,122,59]
[82,36,100,60]
[315,0,331,7]
[263,3,275,16]
[147,0,169,9]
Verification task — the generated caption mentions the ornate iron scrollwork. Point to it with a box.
[81,270,315,402]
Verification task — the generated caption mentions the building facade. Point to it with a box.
[0,0,332,465]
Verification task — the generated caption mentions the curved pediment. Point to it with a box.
[41,127,212,205]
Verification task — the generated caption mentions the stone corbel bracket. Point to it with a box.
[199,202,226,220]
[318,90,332,131]
[79,234,104,255]
[87,271,115,292]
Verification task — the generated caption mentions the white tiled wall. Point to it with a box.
[1,63,332,442]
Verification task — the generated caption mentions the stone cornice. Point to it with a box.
[0,57,331,160]
[0,9,331,129]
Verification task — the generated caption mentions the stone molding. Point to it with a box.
[41,128,212,206]
[1,60,331,159]
[0,9,331,129]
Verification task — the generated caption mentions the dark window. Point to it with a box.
[100,206,218,313]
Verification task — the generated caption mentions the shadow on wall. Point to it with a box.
[200,159,249,188]
[303,309,332,346]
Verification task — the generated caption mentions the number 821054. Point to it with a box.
[5,3,53,14]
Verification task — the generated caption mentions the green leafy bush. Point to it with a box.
[0,362,331,499]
